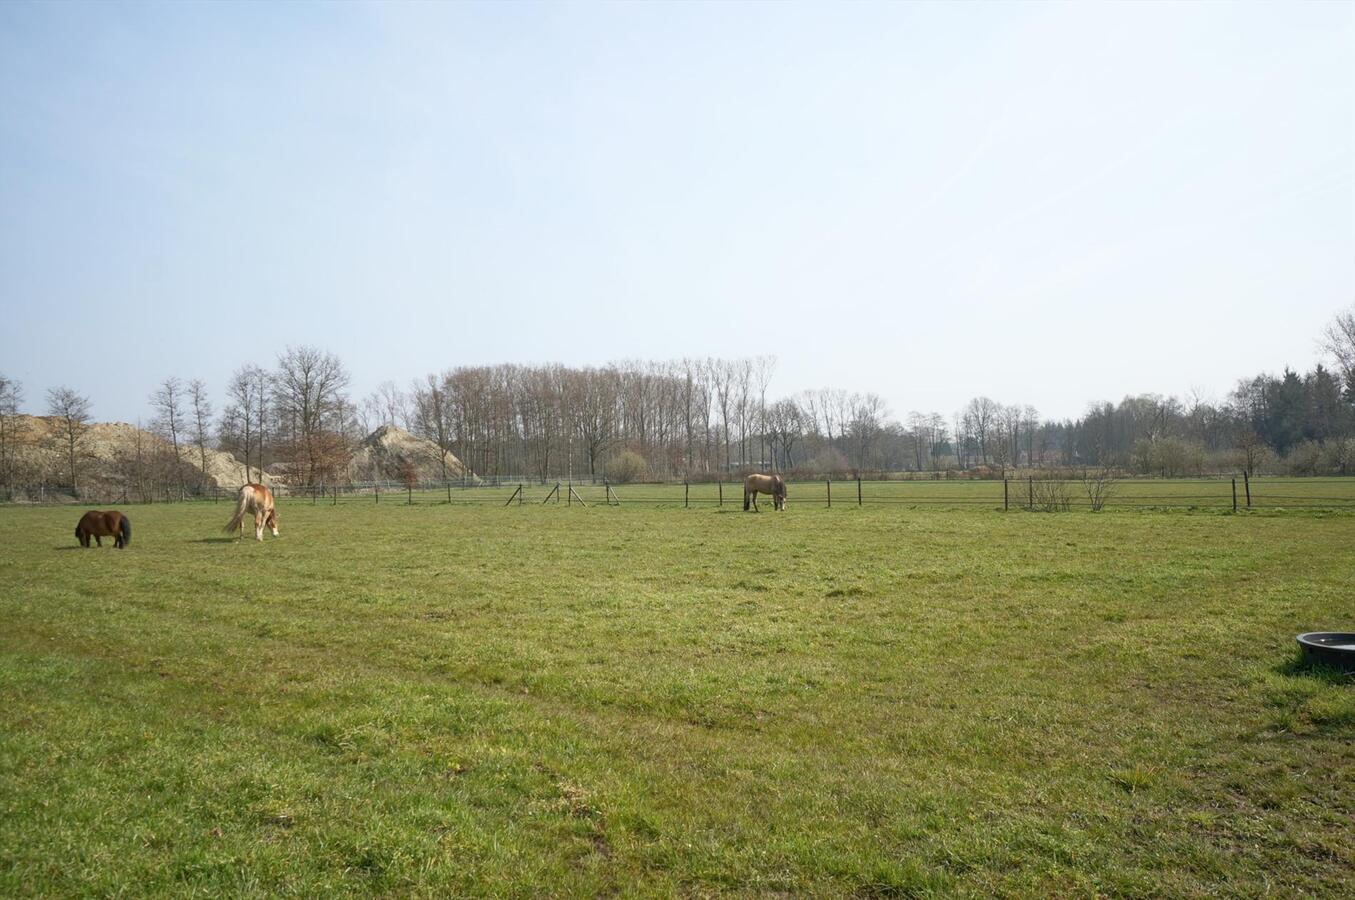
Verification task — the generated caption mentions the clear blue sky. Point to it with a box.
[2,1,1352,425]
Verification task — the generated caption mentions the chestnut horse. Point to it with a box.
[76,510,131,548]
[225,483,278,541]
[743,473,787,511]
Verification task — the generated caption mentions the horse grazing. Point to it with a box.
[743,473,787,511]
[76,510,131,548]
[225,483,279,541]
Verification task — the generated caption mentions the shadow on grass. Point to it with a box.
[1274,653,1354,684]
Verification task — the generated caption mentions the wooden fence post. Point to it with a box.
[1244,471,1251,508]
[1231,478,1237,512]
[685,482,689,508]
[718,481,723,507]
[827,479,832,508]
[1004,478,1009,511]
[857,476,862,507]
[1028,476,1033,509]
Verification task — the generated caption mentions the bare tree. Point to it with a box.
[362,380,409,433]
[411,373,453,484]
[273,346,351,487]
[963,396,1000,465]
[765,398,804,470]
[221,366,261,483]
[753,355,776,467]
[46,386,91,496]
[151,376,188,499]
[187,379,213,491]
[848,393,888,472]
[1322,305,1355,390]
[0,374,22,497]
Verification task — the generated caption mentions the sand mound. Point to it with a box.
[347,425,472,483]
[2,415,271,499]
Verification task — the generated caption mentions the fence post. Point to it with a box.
[718,481,723,507]
[1004,478,1009,511]
[685,481,689,508]
[1028,476,1033,509]
[375,483,380,504]
[1232,478,1237,512]
[1243,471,1251,508]
[827,479,832,508]
[857,476,862,507]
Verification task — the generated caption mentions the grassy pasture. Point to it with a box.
[1,501,1352,896]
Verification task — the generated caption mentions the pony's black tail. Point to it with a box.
[120,515,131,547]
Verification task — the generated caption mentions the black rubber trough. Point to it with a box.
[1296,633,1355,673]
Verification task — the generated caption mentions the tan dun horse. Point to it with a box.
[225,483,279,541]
[743,473,787,511]
[76,510,131,548]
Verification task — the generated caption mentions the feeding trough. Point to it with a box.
[1295,633,1355,673]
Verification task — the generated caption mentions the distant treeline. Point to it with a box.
[2,308,1352,495]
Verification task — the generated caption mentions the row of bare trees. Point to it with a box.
[2,306,1352,496]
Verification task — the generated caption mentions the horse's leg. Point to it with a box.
[95,535,102,547]
[254,510,264,541]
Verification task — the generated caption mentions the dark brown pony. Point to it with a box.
[225,483,278,541]
[75,510,131,548]
[743,473,787,511]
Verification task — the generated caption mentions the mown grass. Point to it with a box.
[1,502,1352,896]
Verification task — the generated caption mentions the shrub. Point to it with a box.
[605,450,648,484]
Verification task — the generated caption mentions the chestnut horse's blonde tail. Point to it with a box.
[224,488,251,535]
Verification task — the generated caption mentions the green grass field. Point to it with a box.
[2,502,1352,896]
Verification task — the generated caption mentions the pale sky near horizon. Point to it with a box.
[2,1,1352,427]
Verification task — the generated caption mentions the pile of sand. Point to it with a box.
[2,415,271,498]
[347,425,472,483]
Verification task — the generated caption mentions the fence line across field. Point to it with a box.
[6,475,1355,511]
[226,475,1355,512]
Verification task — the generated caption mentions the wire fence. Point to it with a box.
[5,475,1355,511]
[193,474,1355,512]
